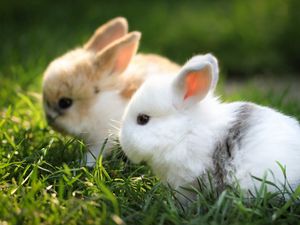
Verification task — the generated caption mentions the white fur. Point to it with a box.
[78,91,128,166]
[120,54,300,196]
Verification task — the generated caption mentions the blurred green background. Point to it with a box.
[0,0,300,107]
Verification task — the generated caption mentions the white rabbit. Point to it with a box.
[42,17,179,166]
[120,53,300,200]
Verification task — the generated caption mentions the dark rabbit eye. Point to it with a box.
[137,114,150,125]
[58,97,73,109]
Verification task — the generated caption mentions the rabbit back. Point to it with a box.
[214,102,300,192]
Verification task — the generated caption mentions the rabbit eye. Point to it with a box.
[58,97,73,109]
[137,114,150,125]
[94,86,100,94]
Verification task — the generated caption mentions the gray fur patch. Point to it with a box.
[212,103,255,193]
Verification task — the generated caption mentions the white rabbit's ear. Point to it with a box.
[172,54,219,109]
[84,17,128,52]
[95,32,141,76]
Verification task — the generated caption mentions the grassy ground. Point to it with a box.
[1,91,300,225]
[1,1,300,224]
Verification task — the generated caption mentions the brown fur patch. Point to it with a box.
[119,54,180,99]
[42,49,99,118]
[120,76,144,98]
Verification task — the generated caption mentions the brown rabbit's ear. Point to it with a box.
[95,31,141,77]
[84,17,128,52]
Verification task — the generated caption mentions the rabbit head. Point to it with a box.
[42,17,141,143]
[120,54,219,177]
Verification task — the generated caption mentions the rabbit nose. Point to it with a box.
[46,103,63,116]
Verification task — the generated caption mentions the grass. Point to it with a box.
[1,1,300,224]
[1,94,300,225]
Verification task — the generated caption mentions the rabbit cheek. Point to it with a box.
[120,129,139,163]
[120,124,147,163]
[53,114,81,137]
[49,121,67,134]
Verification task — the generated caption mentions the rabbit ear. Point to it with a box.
[95,31,141,77]
[84,17,128,52]
[172,54,219,109]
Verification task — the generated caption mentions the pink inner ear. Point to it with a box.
[115,45,134,71]
[184,71,210,100]
[114,42,136,74]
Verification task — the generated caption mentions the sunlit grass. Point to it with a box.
[1,78,300,224]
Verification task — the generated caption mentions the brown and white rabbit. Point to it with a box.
[42,17,179,166]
